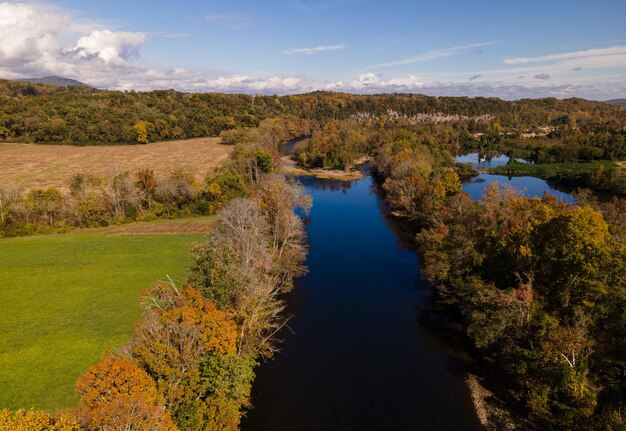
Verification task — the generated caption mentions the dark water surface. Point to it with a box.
[242,174,482,431]
[463,173,575,203]
[456,152,575,203]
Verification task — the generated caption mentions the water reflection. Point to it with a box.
[456,153,575,204]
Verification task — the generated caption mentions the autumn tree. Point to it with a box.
[0,409,81,431]
[75,357,177,431]
[130,281,240,428]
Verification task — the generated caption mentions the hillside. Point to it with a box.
[18,76,89,87]
[605,98,626,107]
[0,81,624,145]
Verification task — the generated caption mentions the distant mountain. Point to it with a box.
[604,98,626,107]
[18,76,88,87]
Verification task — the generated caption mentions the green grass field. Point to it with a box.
[487,160,618,177]
[0,226,206,411]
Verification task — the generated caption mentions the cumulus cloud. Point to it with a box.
[284,44,345,55]
[72,30,145,65]
[327,73,424,92]
[0,2,70,67]
[0,2,146,79]
[0,2,304,94]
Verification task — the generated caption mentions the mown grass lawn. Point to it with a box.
[0,229,205,411]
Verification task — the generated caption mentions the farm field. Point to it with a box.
[0,137,232,191]
[0,219,209,411]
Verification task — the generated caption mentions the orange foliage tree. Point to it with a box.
[75,357,177,431]
[130,282,238,425]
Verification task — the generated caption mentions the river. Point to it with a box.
[242,149,577,430]
[242,170,483,431]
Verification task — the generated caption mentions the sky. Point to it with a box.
[0,0,625,99]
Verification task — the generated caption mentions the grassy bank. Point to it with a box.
[0,225,205,411]
[487,160,625,194]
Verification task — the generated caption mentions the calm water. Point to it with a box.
[456,153,575,203]
[242,173,482,431]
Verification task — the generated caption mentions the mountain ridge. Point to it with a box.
[17,76,89,87]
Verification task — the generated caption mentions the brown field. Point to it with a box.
[0,137,233,191]
[100,216,216,235]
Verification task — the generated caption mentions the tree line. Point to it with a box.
[0,118,313,238]
[1,79,625,145]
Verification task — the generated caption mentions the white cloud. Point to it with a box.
[503,45,626,65]
[0,2,69,67]
[0,2,304,94]
[72,30,145,65]
[326,76,625,100]
[368,41,499,69]
[202,75,303,92]
[327,73,424,92]
[284,44,345,55]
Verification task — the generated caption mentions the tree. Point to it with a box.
[26,188,65,226]
[75,356,177,431]
[130,282,238,425]
[133,122,149,144]
[0,409,81,431]
[0,184,18,224]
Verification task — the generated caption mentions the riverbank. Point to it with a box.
[281,155,371,180]
[466,375,529,431]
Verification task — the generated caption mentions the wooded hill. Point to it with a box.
[1,79,624,145]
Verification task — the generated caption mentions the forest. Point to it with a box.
[1,79,625,147]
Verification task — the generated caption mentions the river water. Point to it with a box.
[456,152,575,203]
[242,171,483,431]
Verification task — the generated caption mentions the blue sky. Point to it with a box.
[1,0,625,99]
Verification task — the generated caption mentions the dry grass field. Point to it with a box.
[0,137,233,191]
